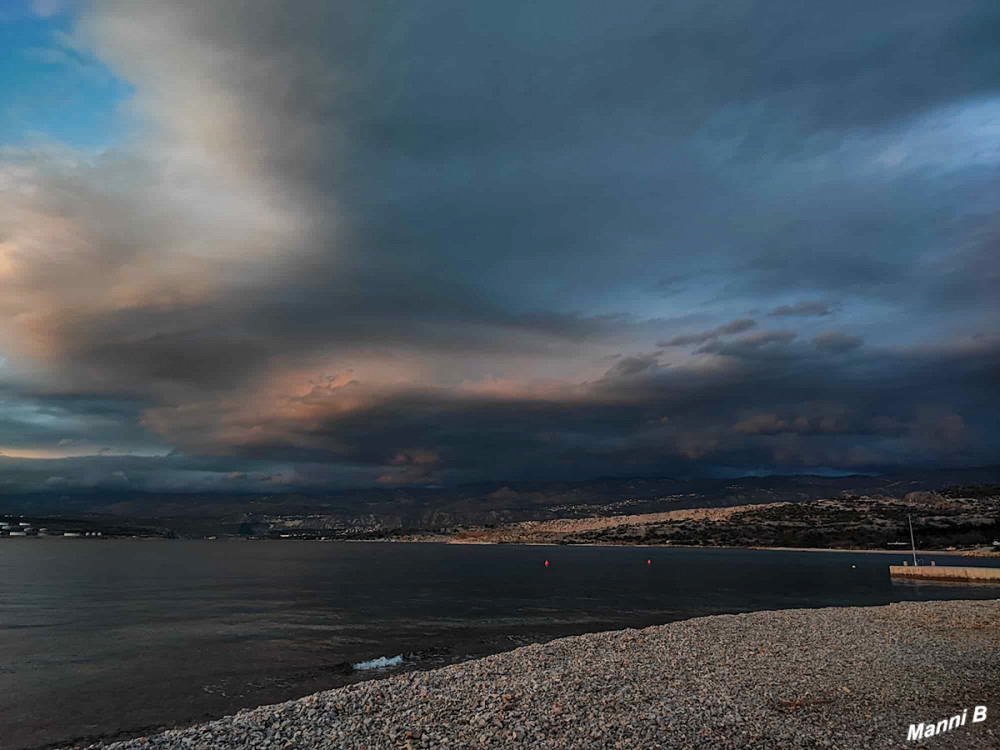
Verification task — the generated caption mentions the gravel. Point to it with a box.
[71,599,999,749]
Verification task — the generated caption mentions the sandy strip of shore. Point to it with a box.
[74,599,999,750]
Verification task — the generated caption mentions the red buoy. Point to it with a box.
[647,559,652,565]
[544,559,549,567]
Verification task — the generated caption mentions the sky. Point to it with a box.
[0,0,998,495]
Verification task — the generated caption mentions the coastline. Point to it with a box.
[70,599,1000,750]
[350,536,992,557]
[23,534,1000,558]
[322,490,1000,554]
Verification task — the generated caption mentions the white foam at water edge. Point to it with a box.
[353,654,404,670]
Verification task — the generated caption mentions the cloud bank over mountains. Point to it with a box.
[0,0,998,493]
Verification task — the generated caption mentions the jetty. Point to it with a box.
[888,514,1000,582]
[889,564,1000,582]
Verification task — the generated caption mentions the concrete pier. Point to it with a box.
[889,564,1000,582]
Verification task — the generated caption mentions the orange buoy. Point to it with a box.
[544,559,549,567]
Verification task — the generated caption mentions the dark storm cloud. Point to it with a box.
[1,337,997,493]
[1,0,999,491]
[771,301,835,318]
[658,319,756,347]
[813,332,864,353]
[602,353,664,379]
[164,338,1000,484]
[0,384,161,456]
[0,454,342,494]
[695,331,798,357]
[35,1,998,358]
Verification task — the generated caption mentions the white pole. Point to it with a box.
[908,513,918,566]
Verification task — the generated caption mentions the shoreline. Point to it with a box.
[346,536,990,557]
[17,535,999,558]
[69,599,1000,750]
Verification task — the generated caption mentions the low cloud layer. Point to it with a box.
[0,0,998,493]
[771,301,836,318]
[658,319,756,348]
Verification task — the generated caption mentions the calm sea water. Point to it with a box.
[2,540,999,749]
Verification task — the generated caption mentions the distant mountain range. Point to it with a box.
[3,466,998,538]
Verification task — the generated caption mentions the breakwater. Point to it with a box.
[890,564,1000,582]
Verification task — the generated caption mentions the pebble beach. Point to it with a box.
[73,599,999,750]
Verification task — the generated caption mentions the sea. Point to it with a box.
[3,540,999,749]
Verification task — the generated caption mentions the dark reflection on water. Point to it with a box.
[2,540,998,749]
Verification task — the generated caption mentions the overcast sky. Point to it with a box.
[1,0,997,494]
